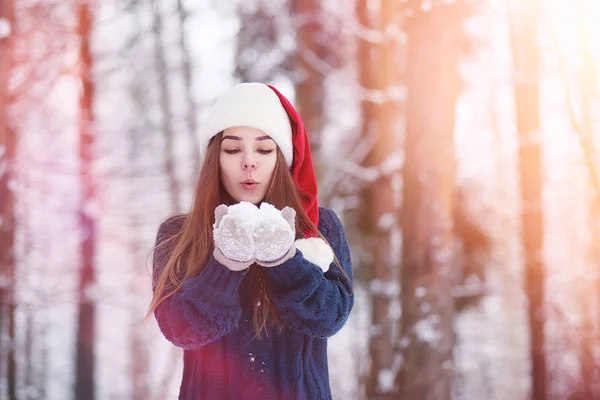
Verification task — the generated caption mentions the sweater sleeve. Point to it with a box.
[263,208,354,338]
[152,216,246,350]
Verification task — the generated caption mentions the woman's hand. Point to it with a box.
[212,203,258,271]
[254,203,297,267]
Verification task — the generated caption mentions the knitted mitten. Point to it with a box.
[254,203,296,267]
[212,202,260,271]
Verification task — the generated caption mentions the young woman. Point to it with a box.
[147,82,354,400]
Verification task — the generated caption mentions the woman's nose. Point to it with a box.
[242,158,257,170]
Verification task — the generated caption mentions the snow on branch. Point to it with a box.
[0,18,11,39]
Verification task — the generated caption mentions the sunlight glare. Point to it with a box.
[544,0,600,68]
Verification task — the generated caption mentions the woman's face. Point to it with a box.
[219,126,278,204]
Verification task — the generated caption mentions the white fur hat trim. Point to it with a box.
[294,237,334,273]
[199,82,293,166]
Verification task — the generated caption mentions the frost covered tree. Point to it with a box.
[354,0,403,397]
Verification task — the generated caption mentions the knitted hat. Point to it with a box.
[199,82,319,238]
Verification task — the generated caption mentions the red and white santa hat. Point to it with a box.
[199,82,334,271]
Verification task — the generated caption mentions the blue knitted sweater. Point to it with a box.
[152,207,354,400]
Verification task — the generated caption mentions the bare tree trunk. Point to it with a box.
[175,0,200,178]
[397,3,463,399]
[24,308,33,399]
[40,335,48,399]
[509,2,547,400]
[0,0,17,397]
[150,0,181,212]
[578,294,596,400]
[20,186,35,399]
[356,0,402,397]
[74,1,96,399]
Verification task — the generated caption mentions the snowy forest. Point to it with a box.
[1,0,600,399]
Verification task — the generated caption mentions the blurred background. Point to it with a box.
[1,0,599,399]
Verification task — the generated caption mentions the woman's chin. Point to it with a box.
[233,193,263,205]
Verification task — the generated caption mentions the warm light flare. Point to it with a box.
[544,0,600,69]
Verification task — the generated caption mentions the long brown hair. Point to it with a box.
[146,132,348,337]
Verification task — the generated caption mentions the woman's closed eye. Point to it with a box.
[257,149,274,155]
[223,148,274,155]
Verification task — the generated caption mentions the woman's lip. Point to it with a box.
[241,182,258,190]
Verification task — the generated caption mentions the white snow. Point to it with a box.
[225,201,261,223]
[257,202,293,232]
[419,301,432,314]
[414,315,442,346]
[398,336,410,349]
[0,18,10,39]
[388,299,402,320]
[377,368,395,392]
[369,279,400,297]
[377,212,395,230]
[421,0,433,12]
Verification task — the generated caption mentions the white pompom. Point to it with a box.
[294,237,334,273]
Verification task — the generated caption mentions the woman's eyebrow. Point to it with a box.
[222,135,272,141]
